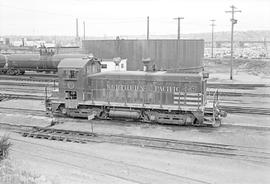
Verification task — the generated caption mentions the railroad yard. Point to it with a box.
[0,59,269,184]
[1,0,270,182]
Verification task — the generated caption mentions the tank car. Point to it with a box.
[47,57,226,127]
[0,51,87,75]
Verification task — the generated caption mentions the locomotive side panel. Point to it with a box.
[87,72,203,108]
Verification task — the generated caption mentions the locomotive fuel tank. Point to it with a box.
[108,109,141,119]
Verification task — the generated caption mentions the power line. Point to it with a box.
[173,17,184,66]
[225,5,241,80]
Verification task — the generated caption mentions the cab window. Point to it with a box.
[64,70,78,78]
[65,91,77,99]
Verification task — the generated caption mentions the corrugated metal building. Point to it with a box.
[82,39,204,71]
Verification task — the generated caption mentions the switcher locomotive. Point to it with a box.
[47,57,226,127]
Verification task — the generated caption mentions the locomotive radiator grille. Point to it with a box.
[173,92,202,107]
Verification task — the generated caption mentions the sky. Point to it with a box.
[0,0,269,36]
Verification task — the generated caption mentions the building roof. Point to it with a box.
[58,58,90,68]
[101,58,127,63]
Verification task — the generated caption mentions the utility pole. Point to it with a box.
[226,5,241,80]
[174,17,184,40]
[83,21,86,40]
[76,18,79,39]
[146,16,150,61]
[173,17,184,68]
[210,19,216,58]
[147,16,149,40]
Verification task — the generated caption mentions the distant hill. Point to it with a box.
[183,30,270,42]
[117,30,270,41]
[2,30,270,43]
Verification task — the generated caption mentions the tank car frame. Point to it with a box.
[0,49,88,75]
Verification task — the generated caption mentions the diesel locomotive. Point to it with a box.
[47,57,226,127]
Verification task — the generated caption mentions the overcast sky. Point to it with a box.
[0,0,269,36]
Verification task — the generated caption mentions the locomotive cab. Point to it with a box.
[52,57,101,113]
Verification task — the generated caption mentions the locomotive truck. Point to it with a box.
[46,57,226,127]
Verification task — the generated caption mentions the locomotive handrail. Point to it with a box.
[88,88,204,108]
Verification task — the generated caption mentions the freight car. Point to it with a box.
[47,57,226,127]
[0,50,87,75]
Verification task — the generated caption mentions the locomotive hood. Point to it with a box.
[89,70,204,82]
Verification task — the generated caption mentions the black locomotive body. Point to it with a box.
[48,57,226,127]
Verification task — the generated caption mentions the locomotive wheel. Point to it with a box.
[192,118,203,126]
[14,69,20,75]
[7,69,15,75]
[58,105,67,114]
[211,119,221,128]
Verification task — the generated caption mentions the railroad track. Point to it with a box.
[17,126,270,164]
[10,137,210,184]
[205,106,270,115]
[207,83,269,90]
[0,107,46,116]
[0,93,45,101]
[219,106,270,115]
[1,92,269,115]
[0,75,57,83]
[0,81,56,88]
[208,90,270,97]
[0,76,269,90]
[1,81,269,98]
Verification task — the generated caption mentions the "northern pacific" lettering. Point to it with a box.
[106,84,182,93]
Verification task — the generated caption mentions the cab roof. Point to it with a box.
[58,58,89,68]
[58,57,100,68]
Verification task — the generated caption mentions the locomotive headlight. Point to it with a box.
[67,82,75,89]
[203,72,209,78]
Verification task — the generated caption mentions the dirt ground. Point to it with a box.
[204,58,270,83]
[0,130,269,184]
